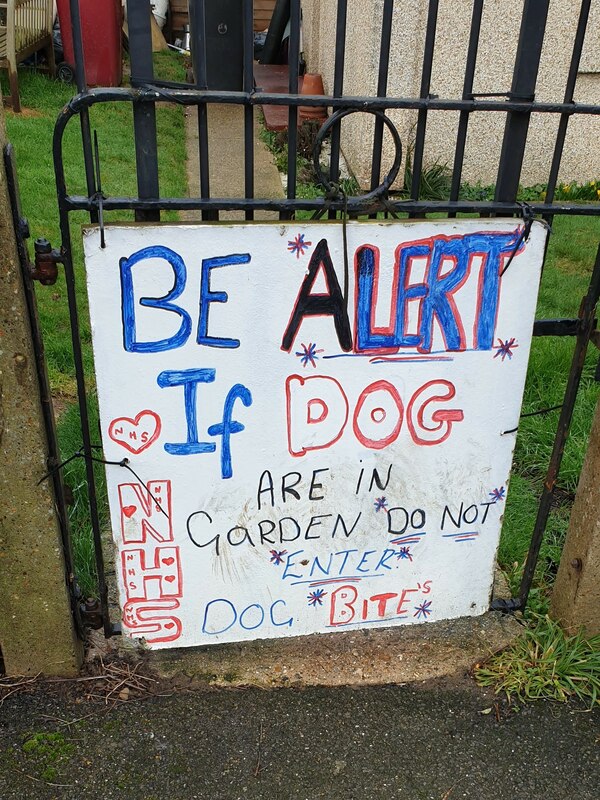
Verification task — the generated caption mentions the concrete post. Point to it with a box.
[551,396,600,636]
[0,105,81,676]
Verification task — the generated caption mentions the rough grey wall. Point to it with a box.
[302,0,600,189]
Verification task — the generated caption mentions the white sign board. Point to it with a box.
[84,219,546,649]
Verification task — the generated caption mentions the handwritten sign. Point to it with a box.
[84,219,546,649]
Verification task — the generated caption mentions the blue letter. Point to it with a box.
[207,383,252,478]
[157,368,216,455]
[120,245,191,353]
[198,253,251,348]
[356,244,429,351]
[270,599,293,628]
[202,599,237,635]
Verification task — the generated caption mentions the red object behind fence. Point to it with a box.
[56,0,123,87]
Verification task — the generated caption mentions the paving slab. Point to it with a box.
[183,104,284,222]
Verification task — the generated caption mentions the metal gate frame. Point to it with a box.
[39,0,600,637]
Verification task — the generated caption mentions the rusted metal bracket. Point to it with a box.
[30,238,65,286]
[78,597,104,630]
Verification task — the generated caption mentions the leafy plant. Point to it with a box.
[475,614,600,708]
[459,179,600,203]
[400,142,452,200]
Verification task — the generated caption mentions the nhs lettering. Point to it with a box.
[117,229,519,475]
[85,220,546,648]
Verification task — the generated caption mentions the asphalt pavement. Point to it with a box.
[0,677,598,799]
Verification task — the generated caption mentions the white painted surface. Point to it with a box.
[84,219,546,649]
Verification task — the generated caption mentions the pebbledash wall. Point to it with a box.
[301,0,600,188]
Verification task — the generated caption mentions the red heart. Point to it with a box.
[164,575,175,583]
[108,410,161,455]
[162,557,175,566]
[164,623,175,630]
[122,505,137,518]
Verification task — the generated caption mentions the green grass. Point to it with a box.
[499,214,600,609]
[475,614,600,707]
[4,56,188,595]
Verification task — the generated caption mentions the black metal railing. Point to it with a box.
[49,0,600,635]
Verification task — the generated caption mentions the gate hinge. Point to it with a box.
[79,597,104,630]
[29,238,65,285]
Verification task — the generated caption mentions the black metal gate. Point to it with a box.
[30,0,600,637]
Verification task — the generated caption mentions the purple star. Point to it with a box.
[308,589,327,607]
[494,338,519,361]
[270,549,287,565]
[374,496,388,512]
[296,342,324,368]
[397,546,413,561]
[489,486,506,503]
[288,233,313,258]
[414,600,432,619]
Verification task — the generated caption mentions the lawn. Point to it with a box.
[5,63,600,606]
[4,54,188,594]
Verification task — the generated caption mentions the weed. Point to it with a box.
[400,142,452,200]
[475,614,600,707]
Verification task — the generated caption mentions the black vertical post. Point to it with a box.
[494,0,550,204]
[369,0,394,193]
[409,0,439,208]
[243,0,254,221]
[127,0,160,222]
[283,0,301,220]
[329,0,348,216]
[544,0,591,214]
[69,0,97,222]
[448,0,484,216]
[189,0,216,221]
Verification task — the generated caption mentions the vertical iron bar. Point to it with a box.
[127,0,160,222]
[448,0,484,216]
[494,0,550,204]
[518,245,600,609]
[284,0,301,220]
[4,144,80,631]
[544,0,591,217]
[243,0,254,221]
[57,206,113,637]
[68,0,97,222]
[329,0,348,219]
[369,0,394,196]
[410,0,439,206]
[191,0,216,221]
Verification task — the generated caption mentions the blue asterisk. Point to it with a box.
[489,486,506,503]
[494,337,519,361]
[308,589,327,606]
[295,342,323,368]
[288,233,313,258]
[397,547,413,561]
[374,496,388,512]
[414,600,432,619]
[270,549,287,565]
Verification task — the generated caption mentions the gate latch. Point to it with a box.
[30,238,65,286]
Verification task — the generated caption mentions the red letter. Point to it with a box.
[330,585,358,626]
[353,380,404,450]
[407,380,464,446]
[369,592,398,617]
[286,375,349,457]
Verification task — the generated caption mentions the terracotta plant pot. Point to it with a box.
[298,73,328,124]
